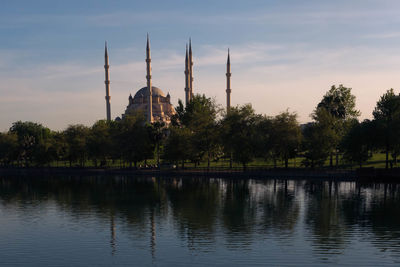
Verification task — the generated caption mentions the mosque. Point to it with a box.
[103,35,232,124]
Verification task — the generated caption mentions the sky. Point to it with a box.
[2,0,400,131]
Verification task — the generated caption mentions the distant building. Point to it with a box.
[124,86,175,124]
[105,35,232,124]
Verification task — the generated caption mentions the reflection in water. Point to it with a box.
[110,214,116,255]
[305,181,348,255]
[0,176,400,265]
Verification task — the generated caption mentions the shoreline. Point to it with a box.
[0,167,399,182]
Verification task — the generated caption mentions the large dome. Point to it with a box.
[133,86,165,99]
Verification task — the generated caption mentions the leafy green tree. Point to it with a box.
[270,111,302,168]
[342,120,374,168]
[163,126,192,168]
[313,85,360,166]
[372,89,400,168]
[63,124,89,167]
[317,84,360,120]
[148,121,168,167]
[172,95,221,167]
[115,112,154,167]
[171,99,185,127]
[302,122,332,168]
[0,132,18,166]
[50,131,68,166]
[9,121,53,166]
[34,132,57,166]
[254,115,274,166]
[220,104,261,169]
[87,120,113,167]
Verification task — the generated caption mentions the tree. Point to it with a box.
[87,120,113,167]
[302,122,332,168]
[163,126,192,168]
[317,84,360,120]
[0,132,18,166]
[270,111,302,168]
[372,89,400,168]
[171,99,185,127]
[253,115,274,166]
[220,104,261,169]
[172,95,221,167]
[313,85,360,167]
[63,124,89,167]
[9,121,54,166]
[115,112,154,168]
[51,131,68,166]
[148,121,168,167]
[341,120,374,168]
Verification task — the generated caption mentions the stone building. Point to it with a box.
[104,35,231,123]
[124,86,175,124]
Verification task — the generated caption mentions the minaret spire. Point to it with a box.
[189,38,194,100]
[146,33,153,123]
[226,48,231,113]
[184,44,190,106]
[104,41,111,121]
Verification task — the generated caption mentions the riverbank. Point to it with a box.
[1,167,399,182]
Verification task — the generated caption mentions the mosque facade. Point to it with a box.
[103,36,231,124]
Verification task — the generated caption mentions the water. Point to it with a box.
[0,176,399,266]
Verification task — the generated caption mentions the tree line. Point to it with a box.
[1,85,399,169]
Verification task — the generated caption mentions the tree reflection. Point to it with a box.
[357,183,400,254]
[2,176,400,260]
[164,178,220,250]
[261,180,300,233]
[304,181,348,253]
[0,175,167,256]
[221,179,256,248]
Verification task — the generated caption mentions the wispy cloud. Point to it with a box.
[362,32,400,39]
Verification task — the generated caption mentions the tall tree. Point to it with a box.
[163,126,192,168]
[63,124,89,167]
[87,120,113,167]
[115,112,154,168]
[317,84,360,120]
[171,95,221,167]
[220,104,261,169]
[254,115,274,166]
[372,89,400,168]
[313,85,360,167]
[270,111,302,168]
[0,132,18,166]
[341,120,374,168]
[301,122,332,168]
[51,131,68,166]
[148,121,168,167]
[9,121,54,166]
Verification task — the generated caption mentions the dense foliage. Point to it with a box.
[1,85,400,169]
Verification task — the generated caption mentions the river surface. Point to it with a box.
[0,175,400,266]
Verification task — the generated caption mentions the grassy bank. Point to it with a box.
[30,152,396,170]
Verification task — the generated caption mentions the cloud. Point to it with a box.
[362,32,400,39]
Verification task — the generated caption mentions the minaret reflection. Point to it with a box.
[150,208,156,261]
[110,214,116,255]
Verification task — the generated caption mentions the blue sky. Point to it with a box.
[2,0,400,130]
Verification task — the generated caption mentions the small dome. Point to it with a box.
[133,86,165,99]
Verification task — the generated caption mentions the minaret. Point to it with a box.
[189,38,194,99]
[226,49,232,113]
[184,44,190,106]
[104,41,111,121]
[146,34,153,123]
